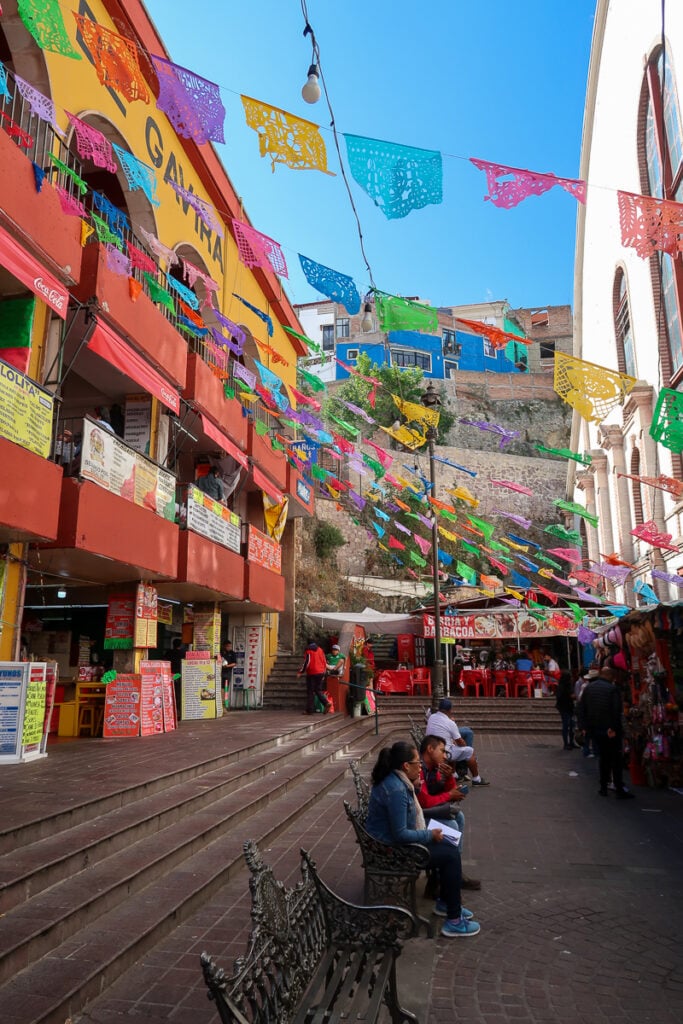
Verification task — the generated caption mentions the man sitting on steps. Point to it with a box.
[426,699,490,786]
[418,735,481,890]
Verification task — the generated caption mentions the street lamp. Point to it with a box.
[420,381,444,707]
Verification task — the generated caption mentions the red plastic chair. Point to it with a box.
[513,671,533,698]
[491,670,510,698]
[462,669,486,698]
[410,668,432,696]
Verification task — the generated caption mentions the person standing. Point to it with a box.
[297,642,329,715]
[221,640,238,708]
[555,671,577,750]
[579,664,634,799]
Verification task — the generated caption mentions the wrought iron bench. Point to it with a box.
[200,840,419,1024]
[408,715,425,751]
[346,761,432,936]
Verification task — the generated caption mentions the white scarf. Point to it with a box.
[395,769,426,830]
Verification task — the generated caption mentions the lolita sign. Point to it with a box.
[422,611,577,640]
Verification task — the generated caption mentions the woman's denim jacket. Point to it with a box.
[365,770,433,846]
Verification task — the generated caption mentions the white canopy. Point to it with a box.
[304,607,421,635]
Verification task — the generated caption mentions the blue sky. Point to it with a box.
[144,0,596,312]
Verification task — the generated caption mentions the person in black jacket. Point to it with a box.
[579,664,634,799]
[555,671,577,750]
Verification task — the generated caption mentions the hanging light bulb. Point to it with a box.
[360,302,373,332]
[301,64,321,103]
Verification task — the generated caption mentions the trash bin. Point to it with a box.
[349,663,368,715]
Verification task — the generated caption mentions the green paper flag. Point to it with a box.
[311,464,330,481]
[554,499,599,527]
[566,601,585,624]
[271,438,286,451]
[254,419,270,436]
[363,455,385,479]
[0,296,35,349]
[283,325,321,353]
[456,561,477,585]
[545,524,583,544]
[536,444,592,466]
[536,553,563,570]
[467,515,495,543]
[329,413,359,439]
[92,213,123,249]
[223,385,235,400]
[409,550,428,568]
[298,367,326,392]
[461,541,479,555]
[49,153,88,194]
[18,0,82,60]
[375,290,438,333]
[438,509,458,521]
[143,272,175,313]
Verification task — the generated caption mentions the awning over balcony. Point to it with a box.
[252,465,284,504]
[87,319,180,413]
[0,223,69,318]
[200,413,248,469]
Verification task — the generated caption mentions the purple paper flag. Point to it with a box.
[151,55,226,145]
[492,509,532,529]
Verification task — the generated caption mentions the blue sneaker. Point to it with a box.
[435,900,473,919]
[441,917,481,937]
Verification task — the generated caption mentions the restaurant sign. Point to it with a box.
[423,610,578,640]
[0,358,54,458]
[247,524,282,574]
[186,486,241,553]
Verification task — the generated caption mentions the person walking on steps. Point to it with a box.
[297,642,329,715]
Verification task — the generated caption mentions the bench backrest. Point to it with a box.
[349,759,370,816]
[201,842,328,1024]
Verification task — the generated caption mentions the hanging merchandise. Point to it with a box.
[554,351,636,423]
[232,219,288,277]
[343,134,443,220]
[618,190,683,259]
[649,388,683,454]
[17,0,81,60]
[469,157,586,208]
[298,255,360,313]
[72,15,150,103]
[151,55,225,144]
[375,291,438,333]
[241,95,333,174]
[66,112,117,172]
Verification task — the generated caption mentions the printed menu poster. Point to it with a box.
[161,668,176,732]
[181,654,221,720]
[193,606,220,655]
[134,583,158,649]
[104,593,135,649]
[102,674,141,738]
[139,661,167,736]
[21,663,47,751]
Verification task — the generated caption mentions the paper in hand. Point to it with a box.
[427,818,462,846]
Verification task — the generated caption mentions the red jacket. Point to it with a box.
[416,765,457,809]
[301,646,327,676]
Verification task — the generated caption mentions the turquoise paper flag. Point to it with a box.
[344,133,443,219]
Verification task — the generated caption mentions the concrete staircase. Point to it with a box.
[263,651,303,707]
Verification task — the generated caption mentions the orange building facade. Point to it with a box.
[0,0,314,700]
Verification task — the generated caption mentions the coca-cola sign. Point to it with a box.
[33,276,67,313]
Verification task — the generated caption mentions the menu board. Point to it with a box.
[80,417,176,521]
[247,525,281,574]
[187,487,241,553]
[41,663,58,750]
[193,605,221,655]
[181,657,222,720]
[22,663,47,749]
[139,661,167,736]
[102,674,141,738]
[104,594,135,649]
[134,583,158,649]
[0,358,54,458]
[231,626,262,705]
[0,662,26,761]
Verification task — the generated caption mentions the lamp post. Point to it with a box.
[420,381,444,707]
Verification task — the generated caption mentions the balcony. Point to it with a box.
[174,530,246,603]
[246,418,287,490]
[0,437,63,543]
[37,478,179,584]
[74,243,187,389]
[0,104,82,288]
[183,352,247,450]
[245,561,285,612]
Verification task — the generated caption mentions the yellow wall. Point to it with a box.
[45,0,298,387]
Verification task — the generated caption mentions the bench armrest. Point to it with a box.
[344,801,430,873]
[301,848,417,949]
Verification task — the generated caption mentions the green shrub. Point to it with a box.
[314,521,346,560]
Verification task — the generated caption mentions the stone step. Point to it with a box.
[0,718,389,1024]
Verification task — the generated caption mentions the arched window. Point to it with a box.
[613,269,637,377]
[642,46,683,378]
[630,447,645,526]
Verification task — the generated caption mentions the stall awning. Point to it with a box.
[200,413,248,469]
[0,223,68,318]
[252,465,284,504]
[87,320,180,414]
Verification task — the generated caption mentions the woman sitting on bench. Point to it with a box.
[365,740,481,938]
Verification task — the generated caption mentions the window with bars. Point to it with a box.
[643,47,683,377]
